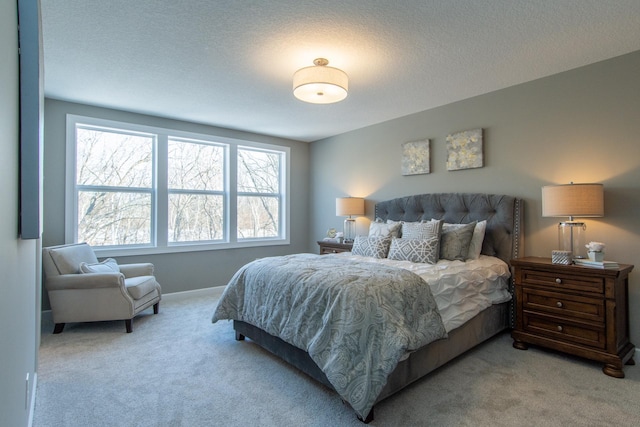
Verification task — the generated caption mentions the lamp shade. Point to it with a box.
[541,183,604,218]
[293,58,348,104]
[336,197,364,217]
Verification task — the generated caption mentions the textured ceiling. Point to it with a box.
[41,0,640,142]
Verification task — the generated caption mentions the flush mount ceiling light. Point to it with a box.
[293,58,348,104]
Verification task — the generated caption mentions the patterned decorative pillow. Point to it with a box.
[467,220,487,259]
[402,219,443,240]
[351,236,392,259]
[388,237,440,264]
[79,258,119,273]
[368,219,401,238]
[440,221,478,261]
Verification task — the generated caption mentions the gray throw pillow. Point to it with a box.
[440,221,477,261]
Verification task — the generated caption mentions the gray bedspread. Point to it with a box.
[212,253,447,418]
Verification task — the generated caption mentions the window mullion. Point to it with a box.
[65,116,78,243]
[281,150,288,240]
[156,134,168,247]
[228,144,237,243]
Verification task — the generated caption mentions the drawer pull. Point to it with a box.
[556,301,563,308]
[557,325,563,332]
[555,278,562,284]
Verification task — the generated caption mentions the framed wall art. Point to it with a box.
[401,139,430,176]
[446,128,483,171]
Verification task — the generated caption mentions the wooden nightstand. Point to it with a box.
[511,256,635,378]
[317,240,353,255]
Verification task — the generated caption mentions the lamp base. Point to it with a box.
[344,218,356,243]
[558,221,586,259]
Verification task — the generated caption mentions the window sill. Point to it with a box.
[92,238,290,258]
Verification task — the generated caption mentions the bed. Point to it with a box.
[213,192,523,422]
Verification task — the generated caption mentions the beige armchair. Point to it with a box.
[42,243,161,333]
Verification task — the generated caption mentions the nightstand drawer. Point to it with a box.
[317,241,353,255]
[522,312,606,349]
[320,246,350,254]
[521,269,604,295]
[523,288,605,323]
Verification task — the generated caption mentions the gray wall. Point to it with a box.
[43,100,310,302]
[310,51,640,346]
[0,1,40,425]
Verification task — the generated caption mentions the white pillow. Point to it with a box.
[368,219,401,238]
[467,220,487,259]
[79,258,119,273]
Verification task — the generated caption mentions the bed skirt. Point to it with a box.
[233,302,509,414]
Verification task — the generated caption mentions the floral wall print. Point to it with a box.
[401,139,430,175]
[446,128,483,171]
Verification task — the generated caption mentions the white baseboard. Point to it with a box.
[28,372,37,427]
[161,286,225,302]
[40,286,226,326]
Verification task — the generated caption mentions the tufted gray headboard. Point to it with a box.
[375,193,524,265]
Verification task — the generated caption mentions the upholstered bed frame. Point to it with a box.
[233,193,524,422]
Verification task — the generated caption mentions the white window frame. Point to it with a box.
[65,114,290,256]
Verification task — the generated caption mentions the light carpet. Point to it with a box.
[34,289,640,427]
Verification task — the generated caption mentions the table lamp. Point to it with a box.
[541,182,604,259]
[336,197,364,243]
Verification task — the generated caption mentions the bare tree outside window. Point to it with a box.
[70,117,288,251]
[76,127,153,246]
[168,138,224,242]
[237,147,281,239]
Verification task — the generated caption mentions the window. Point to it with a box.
[74,126,154,247]
[66,115,289,255]
[167,138,225,243]
[237,147,282,239]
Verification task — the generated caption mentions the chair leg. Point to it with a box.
[53,323,65,334]
[125,319,133,333]
[153,302,159,314]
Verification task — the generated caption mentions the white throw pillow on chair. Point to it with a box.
[79,258,119,274]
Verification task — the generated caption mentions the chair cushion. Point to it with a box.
[125,276,159,300]
[48,244,99,275]
[79,258,119,274]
